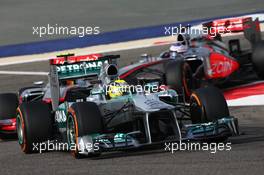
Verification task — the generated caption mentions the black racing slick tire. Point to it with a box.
[67,102,103,158]
[190,86,229,124]
[0,93,18,120]
[252,42,264,79]
[16,101,53,153]
[165,61,193,98]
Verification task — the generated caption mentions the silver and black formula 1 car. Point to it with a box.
[16,53,238,158]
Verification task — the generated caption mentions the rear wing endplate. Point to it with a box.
[243,17,262,46]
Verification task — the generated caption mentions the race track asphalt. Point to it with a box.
[1,0,264,45]
[0,44,264,175]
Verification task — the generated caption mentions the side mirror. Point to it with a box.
[33,81,44,86]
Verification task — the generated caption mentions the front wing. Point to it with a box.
[76,116,238,155]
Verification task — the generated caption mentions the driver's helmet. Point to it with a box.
[169,42,188,58]
[108,79,129,99]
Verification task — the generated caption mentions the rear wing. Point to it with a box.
[49,53,120,110]
[51,53,100,80]
[228,17,262,56]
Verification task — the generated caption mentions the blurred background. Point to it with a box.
[1,0,263,46]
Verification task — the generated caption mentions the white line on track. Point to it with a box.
[224,80,264,91]
[227,94,264,106]
[0,71,48,76]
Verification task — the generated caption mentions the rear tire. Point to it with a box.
[16,101,53,153]
[252,42,264,79]
[190,86,229,124]
[0,93,18,120]
[67,102,103,158]
[165,61,193,99]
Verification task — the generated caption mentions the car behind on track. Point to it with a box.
[119,17,264,100]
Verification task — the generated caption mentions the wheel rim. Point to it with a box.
[67,114,76,147]
[16,114,24,145]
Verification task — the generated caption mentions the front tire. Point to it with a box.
[190,86,229,124]
[67,102,103,158]
[16,102,53,153]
